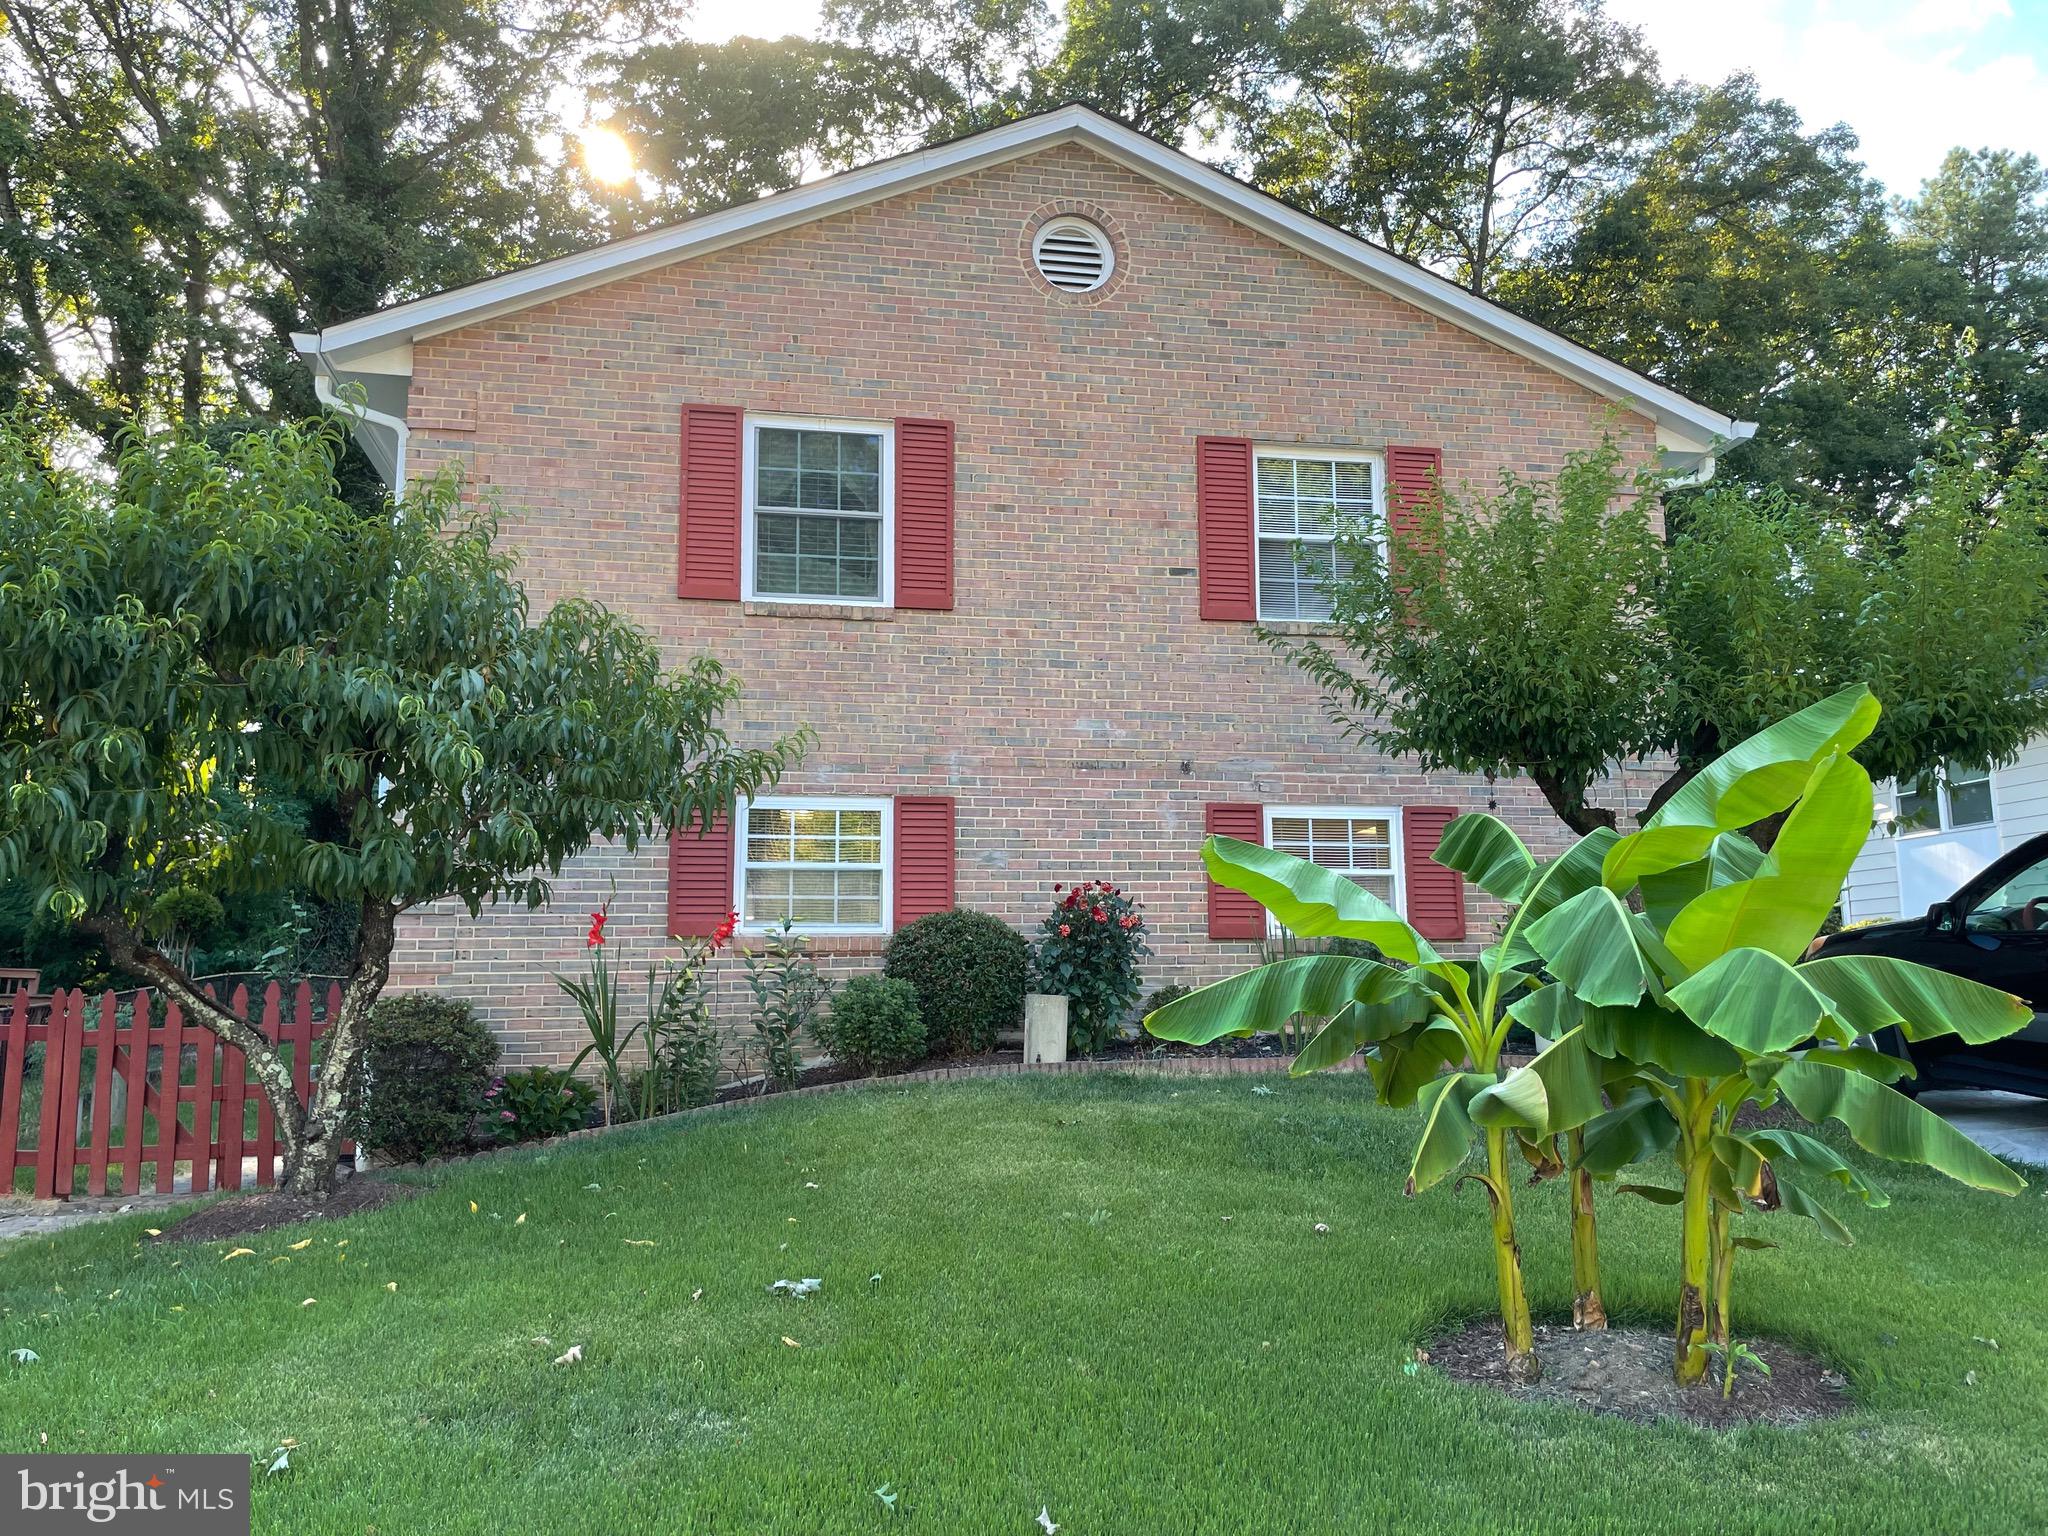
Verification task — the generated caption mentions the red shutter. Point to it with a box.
[1204,803,1265,940]
[893,795,957,927]
[1403,804,1465,941]
[895,418,955,611]
[668,808,734,938]
[1196,436,1256,621]
[677,404,743,600]
[1386,444,1443,600]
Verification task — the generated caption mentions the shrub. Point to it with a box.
[742,918,831,1090]
[883,908,1028,1054]
[348,995,500,1162]
[487,1066,597,1143]
[1032,880,1150,1054]
[817,975,927,1073]
[1142,982,1192,1017]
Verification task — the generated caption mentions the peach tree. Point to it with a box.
[0,417,805,1191]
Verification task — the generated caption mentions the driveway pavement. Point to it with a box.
[1922,1090,2048,1171]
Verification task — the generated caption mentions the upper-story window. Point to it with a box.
[1895,762,1994,834]
[744,418,893,605]
[1254,448,1381,622]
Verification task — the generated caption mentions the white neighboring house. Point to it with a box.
[1840,737,2048,925]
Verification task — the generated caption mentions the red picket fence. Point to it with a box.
[0,979,350,1199]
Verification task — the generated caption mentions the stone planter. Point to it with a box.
[1022,993,1069,1065]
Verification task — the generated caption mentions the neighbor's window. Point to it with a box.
[737,798,889,932]
[1265,806,1401,910]
[1896,762,1994,833]
[748,420,890,603]
[1255,450,1379,622]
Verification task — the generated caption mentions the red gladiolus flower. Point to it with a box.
[709,909,738,950]
[586,908,608,948]
[1058,923,1071,937]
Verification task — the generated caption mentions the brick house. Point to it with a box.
[294,106,1752,1064]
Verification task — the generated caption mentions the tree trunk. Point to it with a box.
[1484,1126,1540,1384]
[1567,1128,1607,1330]
[1529,768,1619,838]
[1674,1137,1713,1385]
[85,900,397,1196]
[279,899,396,1194]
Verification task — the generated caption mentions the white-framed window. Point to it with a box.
[1254,448,1382,622]
[1264,805,1403,920]
[1895,762,1995,834]
[734,796,892,934]
[743,416,894,606]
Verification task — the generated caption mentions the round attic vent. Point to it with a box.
[1032,217,1114,293]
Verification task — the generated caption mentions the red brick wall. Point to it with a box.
[397,143,1665,1064]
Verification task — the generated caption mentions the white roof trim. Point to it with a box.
[295,104,1752,455]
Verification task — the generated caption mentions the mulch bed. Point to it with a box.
[158,1176,418,1243]
[708,1032,1295,1104]
[1424,1321,1852,1429]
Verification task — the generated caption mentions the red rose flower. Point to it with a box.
[1058,923,1071,937]
[1092,906,1107,922]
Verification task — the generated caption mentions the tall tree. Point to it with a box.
[1045,0,1288,140]
[0,416,806,1191]
[1243,0,1658,294]
[1499,77,1897,507]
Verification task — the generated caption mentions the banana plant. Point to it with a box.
[1144,819,1614,1383]
[1486,685,2032,1385]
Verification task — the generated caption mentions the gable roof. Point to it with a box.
[294,103,1753,487]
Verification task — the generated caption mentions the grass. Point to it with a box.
[2,1072,2044,1535]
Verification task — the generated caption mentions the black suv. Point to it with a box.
[1808,833,2048,1097]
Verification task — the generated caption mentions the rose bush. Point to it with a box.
[1032,880,1150,1053]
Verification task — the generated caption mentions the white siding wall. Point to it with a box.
[1839,734,2048,925]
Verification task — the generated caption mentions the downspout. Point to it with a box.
[306,343,410,491]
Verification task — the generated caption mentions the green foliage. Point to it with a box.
[1276,431,2048,840]
[742,919,832,1091]
[1151,686,2034,1387]
[486,1066,596,1144]
[817,975,927,1074]
[349,995,501,1163]
[0,414,800,1189]
[882,908,1028,1055]
[1032,881,1150,1054]
[1140,982,1192,1017]
[1270,438,1666,835]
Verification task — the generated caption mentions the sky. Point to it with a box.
[675,0,2048,199]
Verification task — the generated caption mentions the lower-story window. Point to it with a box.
[736,797,891,934]
[1265,805,1402,912]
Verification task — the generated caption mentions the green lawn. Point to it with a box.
[2,1073,2043,1534]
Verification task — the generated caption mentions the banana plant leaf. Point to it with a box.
[1290,983,1438,1075]
[1203,836,1444,970]
[1663,752,1874,971]
[1668,947,1834,1055]
[1435,813,1535,901]
[1773,1174,1856,1244]
[1800,954,2032,1046]
[1601,685,1880,891]
[1613,1182,1685,1204]
[1577,998,1743,1078]
[1525,885,1660,1007]
[1798,1044,1916,1084]
[1144,953,1430,1047]
[1369,1019,1469,1108]
[1470,1026,1607,1133]
[1522,826,1623,924]
[1638,831,1769,931]
[1406,1071,1488,1195]
[1746,1127,1891,1208]
[1775,1058,2027,1194]
[1579,1088,1679,1174]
